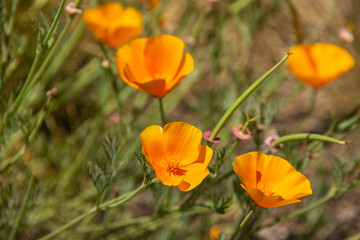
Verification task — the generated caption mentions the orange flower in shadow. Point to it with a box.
[233,152,312,208]
[82,2,143,48]
[209,225,221,240]
[288,43,354,87]
[115,35,194,98]
[140,122,213,191]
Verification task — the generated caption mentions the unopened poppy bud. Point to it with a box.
[338,27,354,43]
[232,124,252,140]
[46,88,58,99]
[203,131,220,144]
[101,59,111,69]
[65,2,82,15]
[264,135,283,154]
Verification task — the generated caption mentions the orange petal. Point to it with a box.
[233,152,262,189]
[178,165,209,191]
[115,38,153,88]
[140,125,166,169]
[82,3,143,48]
[163,122,202,166]
[153,166,186,186]
[191,145,213,166]
[165,53,194,93]
[272,173,312,199]
[135,79,166,98]
[288,43,354,87]
[245,188,301,208]
[144,35,185,82]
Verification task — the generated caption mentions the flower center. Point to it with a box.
[256,171,275,196]
[167,155,187,177]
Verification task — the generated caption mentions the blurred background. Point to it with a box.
[1,0,360,239]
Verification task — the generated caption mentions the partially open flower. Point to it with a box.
[203,131,221,144]
[233,152,312,208]
[140,122,213,191]
[288,43,355,87]
[115,35,194,98]
[232,124,252,140]
[82,2,143,48]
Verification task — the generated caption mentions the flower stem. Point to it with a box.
[230,208,256,240]
[8,175,35,240]
[39,178,160,240]
[272,133,349,147]
[210,53,290,141]
[286,0,303,44]
[159,98,166,126]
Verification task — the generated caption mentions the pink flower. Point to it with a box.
[232,124,252,140]
[203,131,220,144]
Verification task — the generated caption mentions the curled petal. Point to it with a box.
[232,124,252,140]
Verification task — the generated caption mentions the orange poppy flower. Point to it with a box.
[140,122,213,191]
[209,225,221,240]
[82,2,143,48]
[115,35,194,98]
[233,152,312,208]
[288,43,354,87]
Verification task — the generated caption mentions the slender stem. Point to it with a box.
[286,0,303,44]
[0,97,53,174]
[159,98,166,126]
[272,133,349,147]
[39,178,160,240]
[8,175,35,240]
[209,53,290,141]
[42,0,66,46]
[39,207,98,240]
[230,208,256,240]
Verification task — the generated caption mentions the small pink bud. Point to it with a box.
[203,131,220,144]
[46,88,58,99]
[337,27,354,43]
[65,2,82,15]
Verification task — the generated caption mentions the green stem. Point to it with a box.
[8,175,35,240]
[39,178,160,240]
[230,208,256,240]
[209,53,290,141]
[0,98,53,174]
[286,0,303,44]
[42,0,66,46]
[272,133,349,147]
[159,98,166,126]
[1,0,72,133]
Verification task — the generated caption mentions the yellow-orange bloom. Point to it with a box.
[82,3,143,48]
[140,122,213,191]
[233,152,312,208]
[209,225,221,240]
[288,43,355,87]
[115,35,194,98]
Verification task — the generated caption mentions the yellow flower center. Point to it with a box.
[256,171,275,196]
[167,155,187,177]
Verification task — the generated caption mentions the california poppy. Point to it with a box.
[82,2,143,48]
[233,152,312,208]
[140,122,213,191]
[115,35,194,98]
[288,43,354,87]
